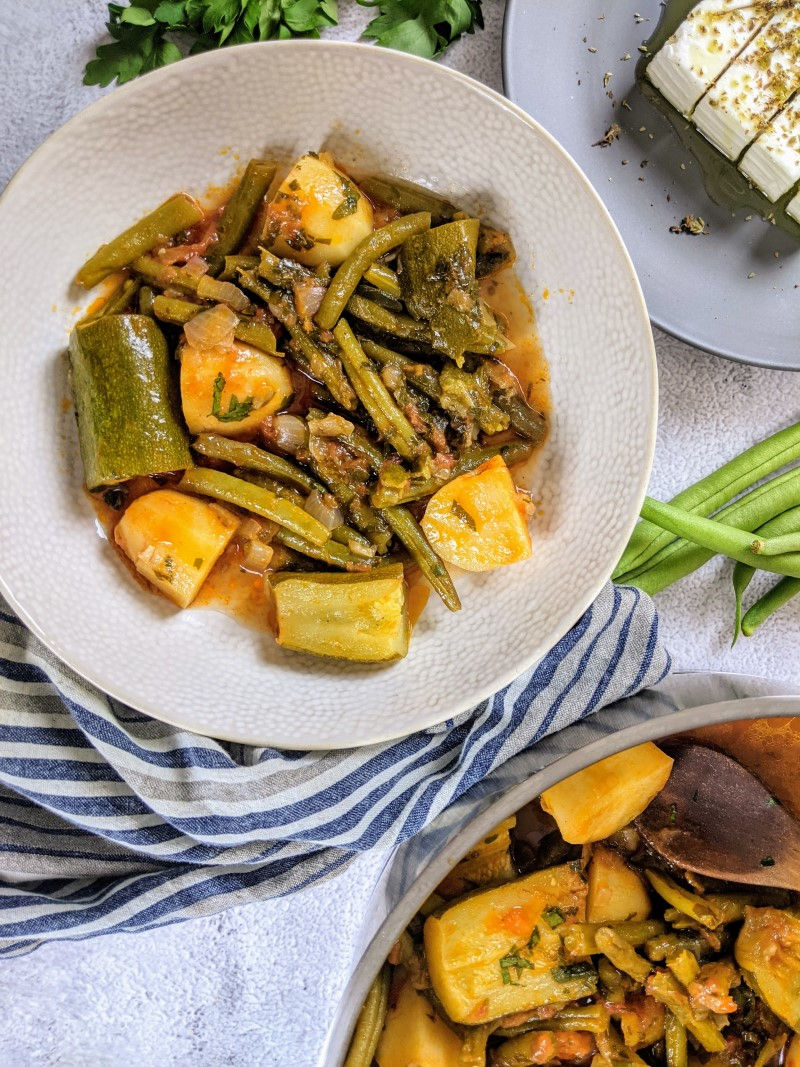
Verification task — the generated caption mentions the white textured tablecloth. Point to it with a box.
[1,3,798,1064]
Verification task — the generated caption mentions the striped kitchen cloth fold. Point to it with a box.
[0,582,669,955]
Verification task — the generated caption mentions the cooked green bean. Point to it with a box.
[137,284,155,316]
[639,496,800,580]
[372,439,534,507]
[359,337,442,401]
[742,576,800,637]
[208,160,276,270]
[345,293,432,343]
[381,506,461,611]
[645,871,726,929]
[191,433,321,494]
[494,1004,610,1038]
[343,964,390,1067]
[308,435,392,553]
[284,319,357,412]
[316,212,431,330]
[179,468,329,546]
[646,972,725,1053]
[257,248,310,288]
[80,276,142,325]
[359,176,456,223]
[273,528,376,570]
[130,254,201,295]
[236,267,275,305]
[665,1012,688,1067]
[626,469,800,594]
[152,295,277,353]
[219,254,259,280]
[363,263,401,299]
[614,420,800,579]
[594,927,652,983]
[76,194,205,288]
[333,320,428,461]
[495,392,548,445]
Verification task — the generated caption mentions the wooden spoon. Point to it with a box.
[635,742,800,891]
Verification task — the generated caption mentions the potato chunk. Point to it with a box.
[114,489,238,608]
[735,907,800,1029]
[421,456,532,572]
[375,979,461,1067]
[180,340,293,437]
[424,863,592,1024]
[540,743,673,844]
[271,565,409,663]
[265,153,373,267]
[586,846,651,923]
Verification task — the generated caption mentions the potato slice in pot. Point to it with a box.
[540,743,674,844]
[180,339,293,437]
[375,978,461,1067]
[114,489,238,608]
[587,845,652,923]
[421,455,532,571]
[265,153,373,267]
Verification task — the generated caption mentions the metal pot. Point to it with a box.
[322,671,800,1066]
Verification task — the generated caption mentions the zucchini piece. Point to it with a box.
[400,218,503,363]
[270,565,409,663]
[423,863,592,1024]
[539,743,674,844]
[69,314,192,490]
[735,907,800,1029]
[375,979,461,1067]
[114,489,238,608]
[437,816,516,899]
[179,339,293,437]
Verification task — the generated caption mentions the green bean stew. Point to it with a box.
[71,152,549,663]
[346,739,800,1067]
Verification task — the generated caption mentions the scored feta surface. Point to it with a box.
[646,1,773,117]
[739,94,800,200]
[693,8,800,160]
[788,189,800,224]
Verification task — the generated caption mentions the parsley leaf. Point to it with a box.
[210,372,255,422]
[359,0,483,59]
[85,0,339,87]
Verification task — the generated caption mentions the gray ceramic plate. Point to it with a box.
[503,0,800,370]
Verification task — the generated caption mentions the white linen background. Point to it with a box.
[0,3,798,1064]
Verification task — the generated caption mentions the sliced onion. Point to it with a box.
[293,276,327,319]
[184,303,238,350]
[304,489,343,531]
[348,539,376,559]
[242,539,274,573]
[196,275,252,312]
[380,365,404,393]
[270,414,308,455]
[308,413,355,437]
[183,254,210,277]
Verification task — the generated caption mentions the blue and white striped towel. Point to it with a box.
[0,583,668,955]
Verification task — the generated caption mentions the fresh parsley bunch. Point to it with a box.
[84,0,484,87]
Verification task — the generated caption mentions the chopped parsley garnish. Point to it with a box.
[669,803,678,826]
[193,557,204,570]
[760,856,775,868]
[768,796,780,807]
[332,176,360,219]
[551,962,596,983]
[483,833,498,845]
[211,372,255,423]
[450,501,477,529]
[499,947,533,986]
[527,927,540,951]
[542,907,565,928]
[102,485,128,510]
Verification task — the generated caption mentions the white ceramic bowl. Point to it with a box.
[0,42,657,748]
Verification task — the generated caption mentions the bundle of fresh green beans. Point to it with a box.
[613,421,800,640]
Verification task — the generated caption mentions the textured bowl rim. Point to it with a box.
[0,40,658,747]
[323,684,800,1063]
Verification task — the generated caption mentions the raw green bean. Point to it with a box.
[345,293,432,343]
[665,1012,688,1067]
[343,964,390,1067]
[130,254,201,295]
[639,497,800,578]
[359,337,442,401]
[208,160,276,269]
[179,468,329,546]
[742,576,800,637]
[732,561,753,646]
[372,439,534,507]
[76,194,205,288]
[152,295,277,353]
[381,506,460,611]
[191,433,321,494]
[625,468,800,594]
[363,263,401,299]
[274,529,375,570]
[614,420,800,579]
[219,254,259,280]
[753,530,800,555]
[333,320,428,461]
[284,319,357,411]
[359,176,455,223]
[730,505,800,642]
[316,212,431,330]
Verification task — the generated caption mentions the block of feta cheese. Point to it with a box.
[693,8,800,160]
[646,0,773,117]
[739,93,800,201]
